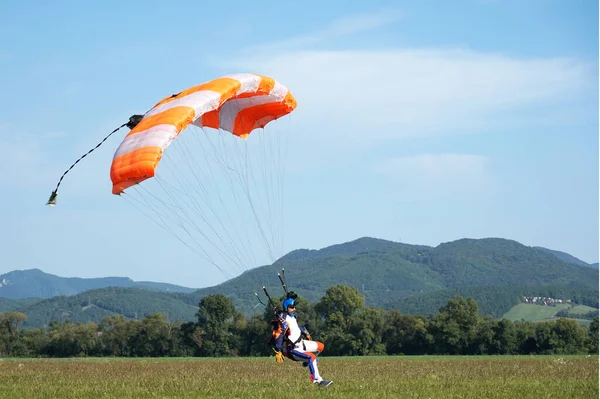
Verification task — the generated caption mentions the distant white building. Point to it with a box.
[521,295,571,305]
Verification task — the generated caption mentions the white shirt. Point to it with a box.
[284,313,301,343]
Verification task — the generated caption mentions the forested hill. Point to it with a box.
[0,269,198,299]
[534,246,598,269]
[280,237,421,262]
[12,287,200,329]
[190,237,598,313]
[2,237,597,329]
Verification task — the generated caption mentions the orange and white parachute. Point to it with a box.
[47,72,297,288]
[110,73,297,195]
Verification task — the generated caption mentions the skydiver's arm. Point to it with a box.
[274,320,288,351]
[300,325,312,339]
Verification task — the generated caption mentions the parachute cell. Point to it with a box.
[110,73,297,195]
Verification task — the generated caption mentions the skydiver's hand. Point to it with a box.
[275,351,285,363]
[305,333,312,340]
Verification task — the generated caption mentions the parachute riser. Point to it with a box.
[255,268,297,318]
[278,268,288,295]
[263,286,277,310]
[278,267,298,302]
[257,286,281,320]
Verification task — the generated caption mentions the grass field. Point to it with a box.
[503,303,598,326]
[569,305,600,316]
[0,355,597,398]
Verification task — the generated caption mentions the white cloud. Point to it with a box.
[246,9,402,53]
[320,9,402,37]
[232,49,594,135]
[223,47,595,172]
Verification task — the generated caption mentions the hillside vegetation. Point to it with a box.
[191,237,598,315]
[534,247,598,269]
[386,284,599,318]
[14,287,199,329]
[1,289,597,360]
[1,237,597,329]
[0,269,198,300]
[504,303,599,326]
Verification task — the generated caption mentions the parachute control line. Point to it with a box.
[46,115,144,206]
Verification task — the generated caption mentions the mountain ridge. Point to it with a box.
[1,236,597,329]
[0,268,198,299]
[534,246,598,269]
[2,237,597,302]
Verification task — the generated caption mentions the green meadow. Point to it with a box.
[0,355,597,398]
[503,303,597,326]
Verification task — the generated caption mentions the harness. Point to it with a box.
[257,268,307,353]
[270,316,306,352]
[287,332,304,347]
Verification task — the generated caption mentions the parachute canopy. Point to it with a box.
[46,72,297,288]
[110,73,297,195]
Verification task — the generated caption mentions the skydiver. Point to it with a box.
[272,296,333,387]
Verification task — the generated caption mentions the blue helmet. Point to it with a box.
[282,297,296,311]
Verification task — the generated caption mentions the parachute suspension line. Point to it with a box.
[235,119,290,278]
[132,123,266,278]
[275,121,287,260]
[196,125,271,269]
[151,162,249,272]
[230,126,281,292]
[131,179,241,279]
[237,130,278,264]
[195,122,278,270]
[121,191,235,281]
[275,119,289,260]
[263,115,282,261]
[216,116,289,269]
[165,143,243,266]
[264,128,281,260]
[241,98,281,264]
[257,129,276,259]
[159,134,255,274]
[194,128,259,272]
[267,114,292,265]
[262,112,292,264]
[274,127,281,258]
[117,127,250,281]
[253,119,290,264]
[184,126,258,275]
[151,175,248,272]
[207,126,269,269]
[46,115,143,206]
[280,117,292,260]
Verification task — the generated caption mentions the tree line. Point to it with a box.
[0,285,597,357]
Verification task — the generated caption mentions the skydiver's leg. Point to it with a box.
[301,340,324,356]
[289,348,323,382]
[289,340,326,383]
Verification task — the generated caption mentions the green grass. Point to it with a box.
[568,305,599,316]
[0,356,597,398]
[573,319,593,327]
[503,303,570,321]
[503,303,598,324]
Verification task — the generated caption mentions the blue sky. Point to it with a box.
[1,0,598,288]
